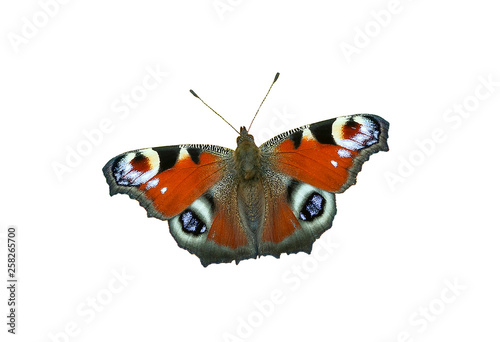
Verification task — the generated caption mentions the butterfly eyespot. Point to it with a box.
[330,115,381,151]
[299,193,325,222]
[180,210,207,235]
[111,149,160,186]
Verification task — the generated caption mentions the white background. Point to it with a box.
[1,0,499,341]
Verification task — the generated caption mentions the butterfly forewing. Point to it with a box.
[261,114,389,193]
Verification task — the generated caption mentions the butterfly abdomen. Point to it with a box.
[237,180,265,236]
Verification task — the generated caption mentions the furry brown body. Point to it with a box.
[234,127,266,234]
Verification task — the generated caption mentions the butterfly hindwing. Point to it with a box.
[167,186,258,266]
[258,175,337,258]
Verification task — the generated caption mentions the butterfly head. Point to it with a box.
[237,126,254,144]
[235,126,261,181]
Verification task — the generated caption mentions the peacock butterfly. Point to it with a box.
[102,73,389,266]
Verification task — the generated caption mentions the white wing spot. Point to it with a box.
[179,147,190,161]
[338,149,351,158]
[331,160,338,167]
[339,139,363,150]
[302,128,314,140]
[133,170,157,185]
[145,178,159,190]
[161,187,167,194]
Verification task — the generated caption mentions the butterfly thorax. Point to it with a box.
[234,127,262,181]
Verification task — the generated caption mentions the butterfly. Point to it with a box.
[102,73,389,266]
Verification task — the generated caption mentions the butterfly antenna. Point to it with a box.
[247,72,280,132]
[189,89,239,134]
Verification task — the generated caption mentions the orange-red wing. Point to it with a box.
[165,187,258,267]
[261,114,389,193]
[261,196,300,243]
[103,144,232,219]
[208,205,249,249]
